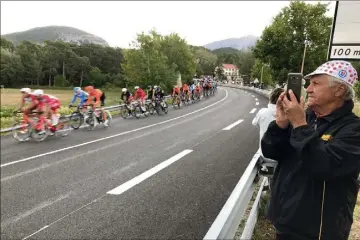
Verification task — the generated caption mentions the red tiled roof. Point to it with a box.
[222,64,238,70]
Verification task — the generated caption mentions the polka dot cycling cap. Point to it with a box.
[304,60,358,87]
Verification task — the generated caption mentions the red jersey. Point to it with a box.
[134,88,146,99]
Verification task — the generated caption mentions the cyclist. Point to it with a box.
[121,88,133,115]
[183,83,190,101]
[121,88,133,104]
[147,86,155,101]
[195,84,201,99]
[190,82,196,100]
[18,87,36,115]
[69,87,88,110]
[17,88,39,133]
[172,85,181,105]
[84,86,107,124]
[154,86,166,109]
[154,86,165,100]
[133,86,147,113]
[208,80,213,95]
[34,90,61,126]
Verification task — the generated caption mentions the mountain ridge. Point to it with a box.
[204,35,259,50]
[1,26,109,46]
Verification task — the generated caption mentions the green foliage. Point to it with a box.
[354,81,360,99]
[251,60,273,86]
[0,106,16,118]
[122,29,195,93]
[191,46,218,76]
[253,1,332,84]
[54,75,69,87]
[0,38,123,88]
[87,67,107,87]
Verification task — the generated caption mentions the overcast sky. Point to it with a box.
[1,1,336,48]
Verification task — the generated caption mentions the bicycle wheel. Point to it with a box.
[69,111,83,130]
[134,105,142,119]
[121,106,129,119]
[155,103,162,116]
[162,102,168,114]
[12,120,31,142]
[103,110,112,127]
[86,112,96,131]
[30,118,49,142]
[147,103,155,115]
[56,116,72,137]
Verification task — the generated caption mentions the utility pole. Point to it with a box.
[301,40,308,74]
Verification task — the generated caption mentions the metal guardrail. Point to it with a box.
[204,85,272,240]
[1,97,172,134]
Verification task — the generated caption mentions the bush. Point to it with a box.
[0,106,17,118]
[54,75,70,87]
[354,81,360,99]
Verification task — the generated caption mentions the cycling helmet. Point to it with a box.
[74,87,81,92]
[33,89,44,96]
[134,86,139,90]
[153,85,158,89]
[148,86,152,90]
[20,88,31,94]
[122,88,127,93]
[84,86,94,92]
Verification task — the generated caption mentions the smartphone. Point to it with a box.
[286,73,303,102]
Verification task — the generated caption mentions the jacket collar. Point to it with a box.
[307,100,354,122]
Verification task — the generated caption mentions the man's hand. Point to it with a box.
[275,92,289,129]
[282,90,307,128]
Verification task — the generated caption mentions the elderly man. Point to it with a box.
[261,60,360,240]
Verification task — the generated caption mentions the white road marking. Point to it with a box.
[256,102,259,105]
[250,108,257,114]
[107,149,193,195]
[2,193,70,228]
[203,149,261,240]
[255,98,258,101]
[23,225,49,240]
[1,90,228,168]
[251,95,255,97]
[222,119,244,131]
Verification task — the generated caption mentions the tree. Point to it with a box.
[122,30,184,92]
[215,64,225,80]
[160,32,196,83]
[237,50,255,75]
[251,59,273,86]
[0,48,24,87]
[192,46,218,76]
[253,1,332,84]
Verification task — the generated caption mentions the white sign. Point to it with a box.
[328,1,360,60]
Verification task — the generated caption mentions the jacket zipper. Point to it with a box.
[318,181,326,240]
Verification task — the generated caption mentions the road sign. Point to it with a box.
[327,1,360,61]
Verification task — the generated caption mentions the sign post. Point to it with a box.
[327,1,360,61]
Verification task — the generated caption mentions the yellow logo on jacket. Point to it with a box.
[321,134,332,141]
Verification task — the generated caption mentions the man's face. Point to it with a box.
[306,74,339,107]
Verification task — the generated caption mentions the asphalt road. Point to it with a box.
[1,86,268,240]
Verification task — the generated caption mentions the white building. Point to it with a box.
[215,64,240,81]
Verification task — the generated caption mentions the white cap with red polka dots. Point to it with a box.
[304,60,358,87]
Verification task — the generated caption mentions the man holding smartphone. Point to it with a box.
[261,60,360,240]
